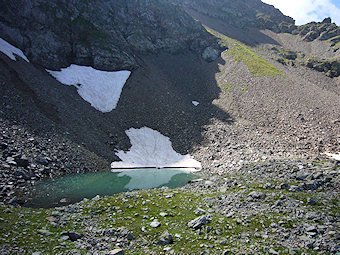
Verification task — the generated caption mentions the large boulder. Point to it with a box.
[202,46,220,62]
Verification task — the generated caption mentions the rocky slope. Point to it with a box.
[1,159,339,254]
[170,0,295,33]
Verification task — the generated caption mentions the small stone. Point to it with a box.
[61,231,83,241]
[38,229,53,236]
[269,248,279,255]
[296,171,309,180]
[118,228,134,240]
[307,198,316,205]
[46,217,56,222]
[59,198,68,203]
[35,157,49,166]
[157,230,173,245]
[188,179,204,183]
[7,196,18,205]
[194,208,206,215]
[305,226,317,233]
[160,212,168,217]
[0,142,8,150]
[150,221,161,228]
[289,185,300,192]
[14,155,29,168]
[248,191,265,199]
[263,183,272,189]
[279,183,290,190]
[188,216,209,230]
[220,239,227,245]
[226,211,235,218]
[109,249,124,255]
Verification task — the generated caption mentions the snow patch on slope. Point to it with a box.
[192,101,199,106]
[47,64,130,112]
[324,152,340,161]
[0,37,29,62]
[111,127,201,170]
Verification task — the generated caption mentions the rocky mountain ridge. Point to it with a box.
[0,0,221,71]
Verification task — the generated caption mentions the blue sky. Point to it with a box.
[261,0,340,25]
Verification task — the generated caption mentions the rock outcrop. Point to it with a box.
[291,18,340,44]
[0,0,220,70]
[170,0,296,33]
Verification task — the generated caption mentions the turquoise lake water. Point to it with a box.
[25,168,197,208]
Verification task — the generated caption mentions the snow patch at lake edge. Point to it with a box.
[0,37,29,62]
[47,65,130,112]
[111,127,201,171]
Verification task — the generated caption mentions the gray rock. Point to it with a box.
[109,249,124,255]
[305,225,317,233]
[14,155,29,168]
[38,229,53,236]
[61,231,83,241]
[248,191,265,199]
[157,230,173,245]
[35,157,49,166]
[307,197,317,205]
[14,170,32,180]
[296,171,309,180]
[279,183,290,190]
[202,47,220,62]
[118,228,134,240]
[188,216,209,230]
[289,185,301,192]
[0,142,8,150]
[150,221,161,228]
[194,208,206,215]
[269,248,279,255]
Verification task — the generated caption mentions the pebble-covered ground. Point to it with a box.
[0,159,338,254]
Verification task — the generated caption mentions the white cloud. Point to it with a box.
[262,0,340,25]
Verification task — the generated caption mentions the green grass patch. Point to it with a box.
[0,207,84,254]
[205,26,283,77]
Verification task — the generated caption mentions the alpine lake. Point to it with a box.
[24,168,198,208]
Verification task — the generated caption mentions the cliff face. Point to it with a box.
[0,0,219,70]
[170,0,296,33]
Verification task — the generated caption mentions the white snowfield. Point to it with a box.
[47,65,131,112]
[192,101,199,106]
[324,152,340,161]
[0,37,29,62]
[111,127,202,171]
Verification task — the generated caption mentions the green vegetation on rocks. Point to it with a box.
[1,160,338,254]
[205,27,283,77]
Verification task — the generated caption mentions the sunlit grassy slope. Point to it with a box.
[205,26,283,77]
